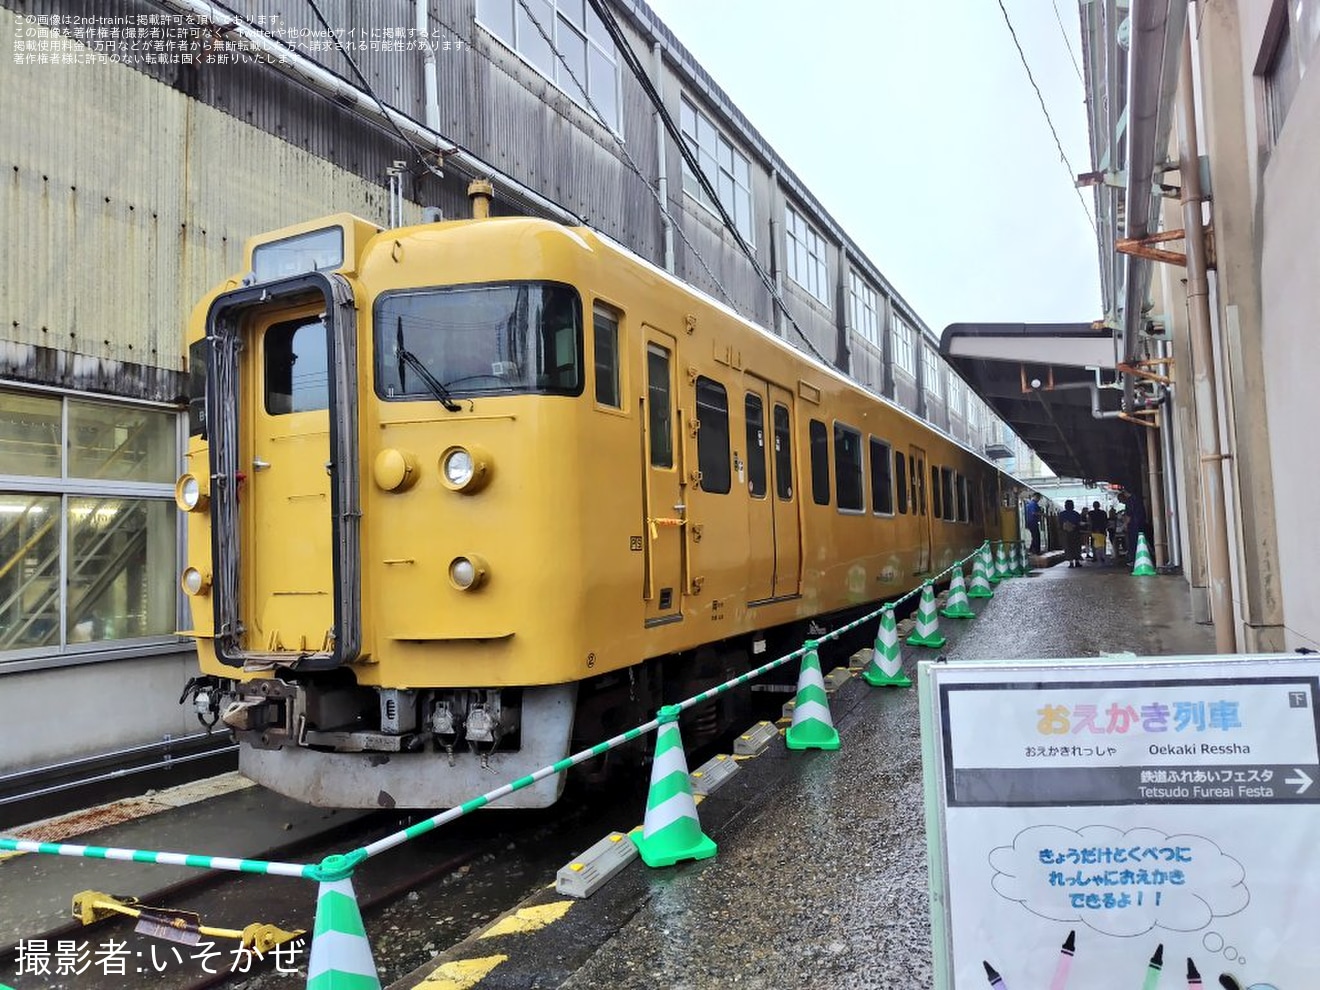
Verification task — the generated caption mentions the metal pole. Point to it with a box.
[1147,411,1168,567]
[1177,26,1236,653]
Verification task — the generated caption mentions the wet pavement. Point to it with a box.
[390,563,1217,990]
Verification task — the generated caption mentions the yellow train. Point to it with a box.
[178,189,1028,808]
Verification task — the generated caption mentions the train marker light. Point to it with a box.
[372,448,419,492]
[448,555,488,591]
[439,445,492,493]
[174,474,208,512]
[180,567,211,596]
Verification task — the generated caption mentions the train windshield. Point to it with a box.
[374,282,583,401]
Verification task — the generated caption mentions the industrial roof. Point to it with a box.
[941,322,1147,490]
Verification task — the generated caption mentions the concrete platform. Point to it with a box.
[390,566,1216,989]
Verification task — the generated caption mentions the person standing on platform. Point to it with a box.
[1059,499,1084,567]
[1088,501,1109,564]
[1025,493,1042,555]
[1107,506,1118,557]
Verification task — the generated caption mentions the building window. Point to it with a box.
[948,375,963,418]
[849,274,879,347]
[869,438,894,515]
[593,305,621,408]
[891,316,914,376]
[833,423,864,513]
[695,377,731,494]
[476,0,622,132]
[809,419,830,505]
[0,389,181,659]
[785,205,830,306]
[1259,0,1318,144]
[679,96,754,243]
[924,346,943,399]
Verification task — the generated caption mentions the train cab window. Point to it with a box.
[695,377,731,494]
[895,452,908,513]
[809,419,830,505]
[773,404,793,500]
[265,316,329,415]
[593,305,621,408]
[745,394,767,498]
[930,465,943,520]
[646,345,673,468]
[940,467,954,521]
[374,282,583,401]
[869,438,893,515]
[833,422,864,512]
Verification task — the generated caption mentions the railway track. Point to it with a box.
[0,782,642,990]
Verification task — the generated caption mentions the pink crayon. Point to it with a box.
[1048,931,1076,990]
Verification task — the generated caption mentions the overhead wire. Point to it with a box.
[1051,0,1086,84]
[996,0,1098,236]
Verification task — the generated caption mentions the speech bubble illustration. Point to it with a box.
[988,824,1249,937]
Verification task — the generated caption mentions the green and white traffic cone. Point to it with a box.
[1019,540,1034,573]
[967,548,994,599]
[1011,541,1026,576]
[786,640,842,749]
[1131,533,1157,576]
[631,706,717,868]
[991,542,1009,584]
[306,875,381,990]
[940,565,976,619]
[862,607,911,687]
[906,582,948,649]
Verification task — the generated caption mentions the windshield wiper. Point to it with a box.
[396,318,462,412]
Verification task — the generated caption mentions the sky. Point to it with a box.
[641,0,1102,340]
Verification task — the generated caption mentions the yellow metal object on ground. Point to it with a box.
[71,890,304,949]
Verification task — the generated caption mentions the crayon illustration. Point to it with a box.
[1188,959,1203,988]
[983,960,1009,989]
[1048,930,1076,990]
[1142,944,1164,990]
[1218,977,1242,990]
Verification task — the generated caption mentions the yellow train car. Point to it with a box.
[178,194,1028,808]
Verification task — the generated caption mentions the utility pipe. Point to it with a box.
[652,41,675,273]
[416,0,440,131]
[1146,413,1168,566]
[1176,25,1235,653]
[158,0,580,225]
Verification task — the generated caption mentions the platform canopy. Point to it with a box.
[941,322,1146,490]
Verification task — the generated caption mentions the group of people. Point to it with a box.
[1025,492,1145,569]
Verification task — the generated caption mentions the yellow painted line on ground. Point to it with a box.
[415,954,508,989]
[478,900,573,939]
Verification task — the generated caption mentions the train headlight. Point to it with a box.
[448,555,488,591]
[174,473,209,512]
[373,448,419,492]
[180,567,211,596]
[439,445,492,494]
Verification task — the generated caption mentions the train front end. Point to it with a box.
[180,210,601,809]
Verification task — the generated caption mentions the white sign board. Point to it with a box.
[920,654,1320,990]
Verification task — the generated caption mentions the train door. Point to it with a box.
[243,309,335,651]
[769,385,801,597]
[909,444,931,574]
[743,379,801,601]
[641,327,684,625]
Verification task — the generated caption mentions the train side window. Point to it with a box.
[930,464,943,520]
[833,422,864,512]
[593,305,621,408]
[968,476,977,522]
[646,344,673,468]
[869,438,893,514]
[265,316,329,415]
[695,376,731,494]
[916,458,926,515]
[941,467,954,521]
[773,403,793,500]
[957,475,969,522]
[809,419,830,505]
[895,452,908,513]
[745,394,767,498]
